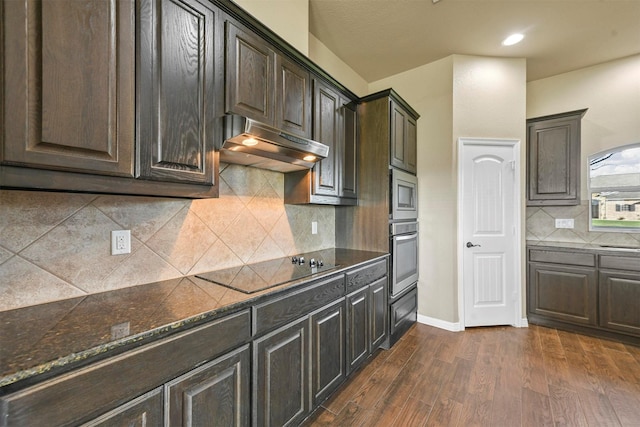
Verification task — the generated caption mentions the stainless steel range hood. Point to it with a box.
[220,115,329,173]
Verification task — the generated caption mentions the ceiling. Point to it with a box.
[308,0,640,82]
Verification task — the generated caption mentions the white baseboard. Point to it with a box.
[417,314,462,332]
[416,315,529,331]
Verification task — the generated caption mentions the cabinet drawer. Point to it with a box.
[390,287,417,337]
[0,310,251,427]
[529,249,595,267]
[346,259,387,293]
[253,275,345,336]
[599,255,640,272]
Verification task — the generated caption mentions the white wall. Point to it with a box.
[232,0,309,55]
[307,34,369,97]
[527,55,640,201]
[370,55,527,325]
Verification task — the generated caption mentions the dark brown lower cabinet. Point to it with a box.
[528,262,597,326]
[346,277,388,374]
[311,299,346,407]
[369,277,388,351]
[346,286,369,373]
[165,344,250,426]
[253,317,309,427]
[81,387,164,427]
[599,270,640,337]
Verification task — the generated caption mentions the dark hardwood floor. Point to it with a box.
[304,323,640,426]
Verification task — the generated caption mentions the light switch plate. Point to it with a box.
[555,218,574,229]
[311,221,318,235]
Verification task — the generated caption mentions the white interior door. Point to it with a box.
[460,138,520,327]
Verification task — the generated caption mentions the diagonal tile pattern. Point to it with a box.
[526,202,640,246]
[0,164,335,311]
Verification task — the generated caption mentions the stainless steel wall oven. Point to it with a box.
[389,221,419,297]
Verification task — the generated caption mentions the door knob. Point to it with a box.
[466,242,481,248]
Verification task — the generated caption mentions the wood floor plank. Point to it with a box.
[457,392,493,427]
[425,397,463,427]
[605,347,640,391]
[467,330,499,399]
[434,329,463,364]
[548,383,589,427]
[392,396,431,427]
[538,326,574,391]
[605,386,640,426]
[410,358,454,406]
[521,325,550,395]
[320,348,390,413]
[576,388,621,427]
[349,354,406,409]
[376,359,425,409]
[439,357,475,404]
[558,330,606,394]
[522,388,554,426]
[366,401,405,427]
[325,402,371,427]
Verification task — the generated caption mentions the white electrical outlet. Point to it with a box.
[555,219,574,229]
[311,221,318,235]
[111,230,131,255]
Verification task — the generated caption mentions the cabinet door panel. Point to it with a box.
[313,80,341,197]
[528,263,597,325]
[166,345,250,426]
[599,271,640,337]
[276,56,311,138]
[81,387,163,427]
[390,101,406,170]
[346,287,369,373]
[254,318,309,427]
[406,117,417,174]
[341,104,358,199]
[369,278,388,351]
[3,0,134,176]
[225,21,275,124]
[527,111,585,206]
[311,300,345,407]
[138,0,217,184]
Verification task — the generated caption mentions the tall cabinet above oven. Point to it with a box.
[336,88,420,346]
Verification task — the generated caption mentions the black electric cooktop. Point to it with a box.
[196,255,339,294]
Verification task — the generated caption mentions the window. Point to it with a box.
[589,143,640,232]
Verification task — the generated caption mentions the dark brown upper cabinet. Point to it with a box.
[527,109,587,206]
[390,99,417,174]
[2,0,135,176]
[284,78,357,205]
[313,79,342,198]
[1,0,220,197]
[137,0,221,185]
[225,20,276,125]
[275,55,312,138]
[224,19,311,139]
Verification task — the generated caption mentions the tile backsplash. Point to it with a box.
[527,202,640,246]
[0,164,335,311]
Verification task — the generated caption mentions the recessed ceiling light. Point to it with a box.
[502,33,524,46]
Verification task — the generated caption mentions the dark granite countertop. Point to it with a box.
[0,248,387,393]
[527,240,640,255]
